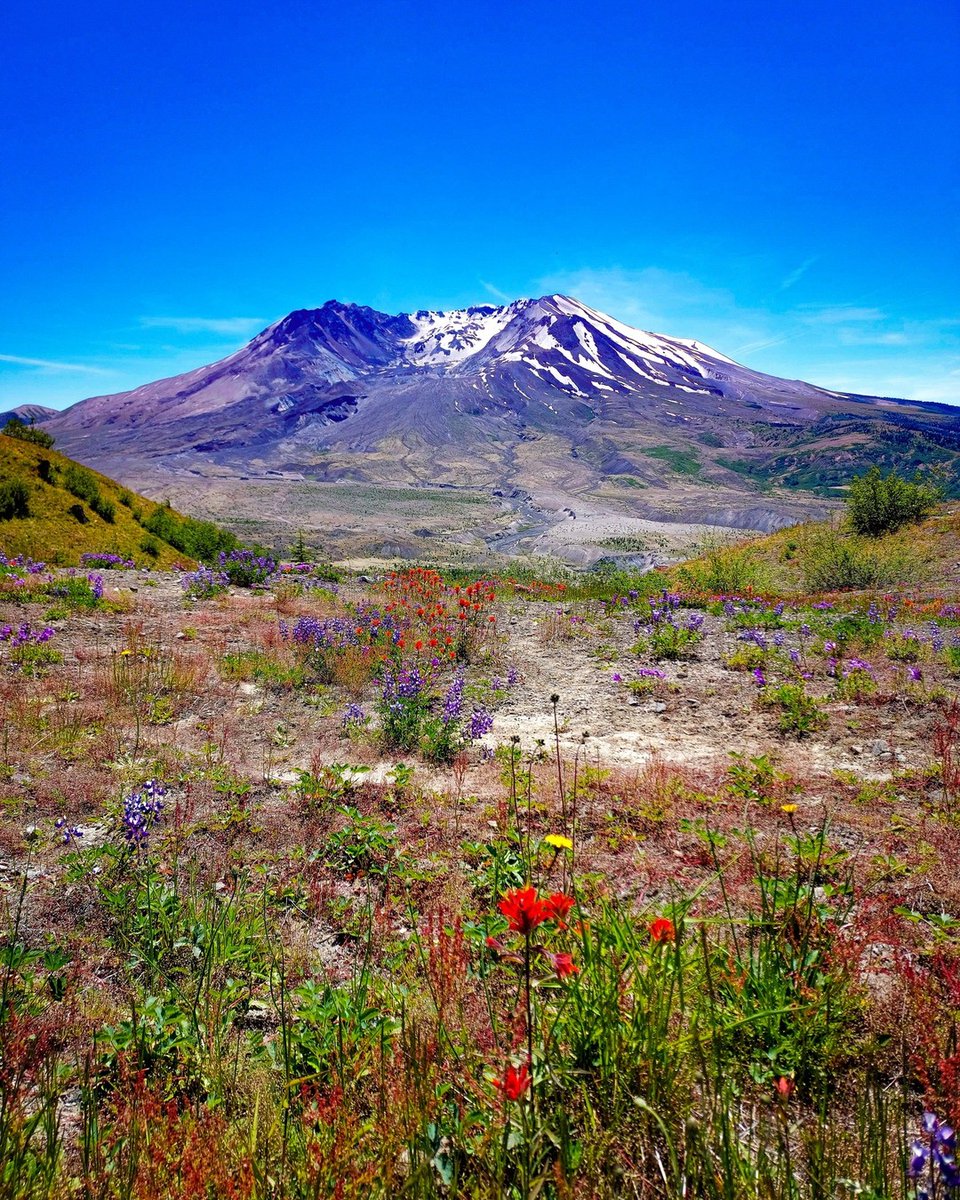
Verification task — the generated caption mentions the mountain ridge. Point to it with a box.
[43,295,960,550]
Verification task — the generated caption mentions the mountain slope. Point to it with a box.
[0,432,233,566]
[47,295,960,509]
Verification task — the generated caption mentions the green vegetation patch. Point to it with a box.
[642,444,702,476]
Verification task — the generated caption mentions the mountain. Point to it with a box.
[1,404,58,426]
[46,295,960,541]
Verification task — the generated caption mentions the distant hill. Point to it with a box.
[0,404,58,426]
[0,432,237,566]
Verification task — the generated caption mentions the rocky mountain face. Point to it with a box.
[47,295,960,517]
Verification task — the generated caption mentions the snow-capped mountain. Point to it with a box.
[47,295,960,498]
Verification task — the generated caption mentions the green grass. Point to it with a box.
[0,434,194,567]
[643,444,702,476]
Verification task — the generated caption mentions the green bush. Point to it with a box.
[0,479,31,519]
[64,463,100,503]
[143,503,238,560]
[2,416,55,448]
[801,527,922,591]
[846,466,941,536]
[675,543,771,594]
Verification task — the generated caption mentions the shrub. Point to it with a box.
[91,495,115,523]
[0,479,30,519]
[37,457,55,483]
[800,526,923,591]
[846,466,941,536]
[63,463,100,504]
[675,543,771,594]
[143,504,238,560]
[2,416,54,448]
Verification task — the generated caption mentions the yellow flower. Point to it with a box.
[544,834,573,850]
[780,804,798,814]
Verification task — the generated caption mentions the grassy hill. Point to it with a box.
[0,431,239,567]
[665,503,960,598]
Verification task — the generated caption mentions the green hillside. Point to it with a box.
[0,430,238,567]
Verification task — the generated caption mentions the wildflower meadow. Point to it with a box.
[1,543,960,1198]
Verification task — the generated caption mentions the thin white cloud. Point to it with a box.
[780,256,818,290]
[480,280,513,304]
[0,353,112,374]
[730,335,792,356]
[797,305,887,325]
[140,316,266,337]
[837,329,912,347]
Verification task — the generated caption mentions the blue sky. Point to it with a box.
[2,0,958,411]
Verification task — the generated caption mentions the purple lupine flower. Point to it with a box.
[81,553,135,568]
[506,665,519,687]
[908,1110,960,1196]
[122,780,165,848]
[753,667,766,688]
[908,665,922,682]
[789,648,801,665]
[55,817,83,845]
[638,667,667,679]
[441,674,465,723]
[87,574,104,600]
[342,703,365,726]
[466,709,494,740]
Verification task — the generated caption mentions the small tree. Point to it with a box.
[846,466,941,537]
[2,416,55,448]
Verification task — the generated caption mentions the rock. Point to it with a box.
[869,739,890,757]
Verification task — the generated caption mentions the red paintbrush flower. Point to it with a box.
[499,887,549,934]
[544,891,575,926]
[551,952,580,979]
[649,917,676,943]
[493,1062,531,1101]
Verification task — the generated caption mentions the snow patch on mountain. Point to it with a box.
[403,305,519,366]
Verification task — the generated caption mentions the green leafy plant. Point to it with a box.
[759,682,827,737]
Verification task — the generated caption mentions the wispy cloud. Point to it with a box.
[797,305,887,325]
[480,280,512,304]
[140,316,266,337]
[0,353,112,374]
[730,335,792,356]
[780,256,818,290]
